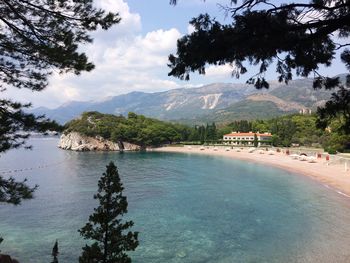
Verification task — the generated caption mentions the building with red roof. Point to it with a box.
[223,132,272,147]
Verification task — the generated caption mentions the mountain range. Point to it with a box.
[31,77,337,124]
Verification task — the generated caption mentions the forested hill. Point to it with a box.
[64,112,192,147]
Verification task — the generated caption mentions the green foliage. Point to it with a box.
[51,240,59,263]
[0,0,118,209]
[253,134,258,147]
[0,100,62,154]
[186,123,217,143]
[79,162,138,263]
[221,120,253,133]
[169,0,350,134]
[291,114,323,145]
[1,0,120,92]
[252,120,269,133]
[322,132,350,153]
[218,114,336,148]
[0,0,119,151]
[317,86,350,133]
[200,100,290,124]
[169,1,349,88]
[0,176,37,205]
[65,112,190,147]
[191,112,348,151]
[269,118,297,147]
[218,113,350,151]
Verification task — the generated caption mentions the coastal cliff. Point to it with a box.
[58,132,141,151]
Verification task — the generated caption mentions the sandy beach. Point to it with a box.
[153,146,350,198]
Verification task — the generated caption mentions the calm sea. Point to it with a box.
[1,138,350,262]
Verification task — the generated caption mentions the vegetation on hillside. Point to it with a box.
[64,111,349,153]
[217,114,350,153]
[196,100,293,124]
[64,112,192,147]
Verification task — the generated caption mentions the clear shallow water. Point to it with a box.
[1,139,350,262]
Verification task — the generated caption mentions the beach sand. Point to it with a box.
[153,146,350,198]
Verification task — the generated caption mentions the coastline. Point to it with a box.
[153,146,350,198]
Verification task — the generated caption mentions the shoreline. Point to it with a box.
[153,146,350,198]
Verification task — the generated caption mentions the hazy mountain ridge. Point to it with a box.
[31,78,336,124]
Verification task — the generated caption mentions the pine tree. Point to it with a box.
[254,133,258,148]
[51,240,58,263]
[0,0,120,207]
[79,162,138,263]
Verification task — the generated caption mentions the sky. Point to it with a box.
[4,0,348,109]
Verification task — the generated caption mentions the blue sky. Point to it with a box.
[4,0,347,108]
[126,0,229,33]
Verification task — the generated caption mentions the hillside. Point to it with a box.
[194,100,293,124]
[31,77,336,124]
[64,112,190,147]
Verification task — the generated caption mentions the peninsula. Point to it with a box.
[59,111,188,151]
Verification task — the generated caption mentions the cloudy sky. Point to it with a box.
[4,0,347,109]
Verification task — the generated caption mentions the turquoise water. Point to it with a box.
[1,139,350,262]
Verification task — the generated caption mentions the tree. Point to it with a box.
[0,1,120,206]
[253,133,258,147]
[169,0,350,130]
[79,162,138,263]
[0,176,37,205]
[1,0,120,152]
[51,240,59,263]
[317,86,350,133]
[206,122,217,140]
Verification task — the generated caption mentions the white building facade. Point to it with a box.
[223,132,272,147]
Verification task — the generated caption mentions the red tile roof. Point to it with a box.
[224,132,272,137]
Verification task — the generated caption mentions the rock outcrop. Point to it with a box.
[0,254,19,263]
[58,132,141,152]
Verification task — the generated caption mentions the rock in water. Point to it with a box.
[58,132,141,152]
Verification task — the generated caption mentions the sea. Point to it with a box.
[1,138,350,262]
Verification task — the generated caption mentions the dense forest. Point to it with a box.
[64,112,192,147]
[64,112,350,153]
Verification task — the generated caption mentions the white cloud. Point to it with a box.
[94,0,141,36]
[205,64,234,77]
[4,0,240,109]
[5,0,185,108]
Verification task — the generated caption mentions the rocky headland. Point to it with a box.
[58,132,142,152]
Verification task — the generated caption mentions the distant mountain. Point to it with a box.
[192,78,335,124]
[31,77,337,124]
[30,83,263,123]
